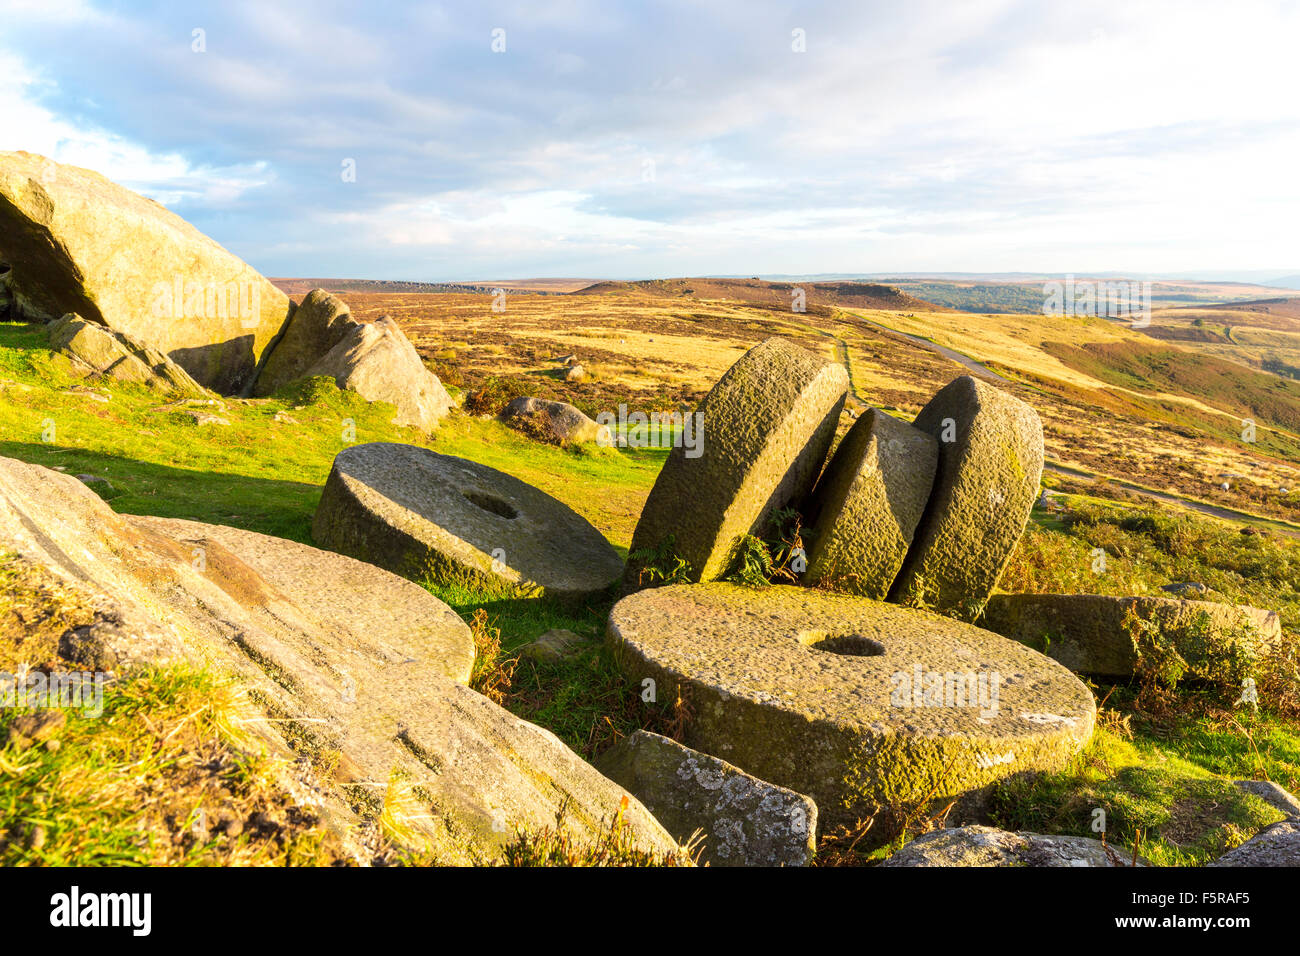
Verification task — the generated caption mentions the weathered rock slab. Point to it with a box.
[889,376,1044,617]
[313,442,623,602]
[804,407,938,598]
[595,730,817,866]
[0,454,676,863]
[1209,822,1300,867]
[607,583,1096,828]
[881,825,1147,867]
[48,313,209,397]
[625,337,848,588]
[0,151,290,393]
[980,593,1283,678]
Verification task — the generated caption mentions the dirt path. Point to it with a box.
[843,312,1009,383]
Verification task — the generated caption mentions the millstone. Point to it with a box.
[888,375,1044,617]
[607,583,1095,827]
[624,337,848,589]
[981,592,1283,678]
[804,408,938,598]
[312,442,623,602]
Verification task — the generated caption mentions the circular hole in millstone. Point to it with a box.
[797,630,885,657]
[462,490,519,520]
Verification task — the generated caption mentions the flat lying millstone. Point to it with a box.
[313,442,623,602]
[595,730,817,867]
[981,593,1283,679]
[624,337,848,589]
[888,376,1044,617]
[881,825,1147,867]
[607,583,1095,828]
[804,408,938,598]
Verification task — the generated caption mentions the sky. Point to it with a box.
[2,0,1299,281]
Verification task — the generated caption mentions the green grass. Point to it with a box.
[5,317,1300,866]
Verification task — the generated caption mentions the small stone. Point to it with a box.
[595,730,817,867]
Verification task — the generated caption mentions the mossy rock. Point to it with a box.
[980,592,1282,682]
[607,583,1095,830]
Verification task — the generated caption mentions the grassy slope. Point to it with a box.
[3,319,1299,865]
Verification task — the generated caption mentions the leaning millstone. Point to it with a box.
[0,151,290,393]
[48,313,209,397]
[980,593,1283,679]
[1208,822,1300,867]
[607,583,1095,829]
[313,442,623,603]
[888,376,1044,617]
[804,408,938,598]
[595,730,817,867]
[881,826,1147,867]
[624,337,848,589]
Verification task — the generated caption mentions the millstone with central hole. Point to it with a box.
[313,442,623,602]
[607,583,1095,828]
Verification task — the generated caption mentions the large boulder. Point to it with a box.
[0,152,290,394]
[889,376,1044,617]
[1208,822,1300,867]
[804,408,938,598]
[0,454,677,863]
[980,593,1283,679]
[501,396,611,446]
[607,583,1096,829]
[251,289,360,396]
[47,313,209,397]
[881,825,1147,867]
[595,730,817,866]
[624,337,848,589]
[313,442,624,603]
[291,315,452,431]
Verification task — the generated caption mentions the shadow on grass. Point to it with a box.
[0,441,322,544]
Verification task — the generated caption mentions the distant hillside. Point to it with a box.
[574,277,946,313]
[270,278,585,296]
[1171,297,1300,332]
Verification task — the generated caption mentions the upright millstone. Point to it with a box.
[803,408,938,598]
[623,337,848,589]
[888,376,1044,617]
